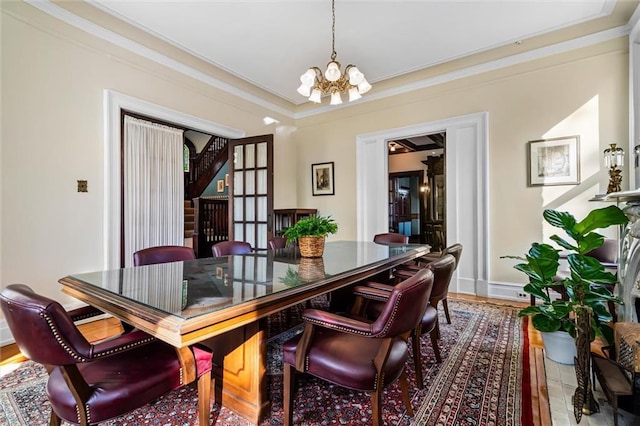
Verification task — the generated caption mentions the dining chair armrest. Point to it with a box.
[365,281,394,292]
[352,285,392,303]
[89,329,156,359]
[67,305,106,323]
[302,308,372,336]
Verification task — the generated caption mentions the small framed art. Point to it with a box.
[312,162,335,196]
[527,136,580,186]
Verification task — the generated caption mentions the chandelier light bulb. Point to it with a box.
[324,62,342,82]
[330,91,343,105]
[309,88,322,103]
[348,86,361,102]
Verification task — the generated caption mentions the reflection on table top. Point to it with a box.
[63,241,428,320]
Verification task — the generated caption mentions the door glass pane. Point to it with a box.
[234,173,244,195]
[234,223,244,241]
[245,144,255,168]
[234,145,244,169]
[233,282,242,303]
[246,197,255,221]
[257,197,267,221]
[257,224,267,249]
[257,143,267,168]
[245,170,255,195]
[246,223,255,247]
[234,197,244,221]
[257,170,267,195]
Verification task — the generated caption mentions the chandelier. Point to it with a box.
[296,0,371,105]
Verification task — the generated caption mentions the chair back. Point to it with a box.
[444,243,463,268]
[370,268,433,338]
[373,233,409,244]
[587,238,617,266]
[427,254,456,301]
[133,245,196,266]
[212,240,253,257]
[0,284,92,366]
[268,236,288,250]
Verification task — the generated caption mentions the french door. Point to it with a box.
[228,135,274,250]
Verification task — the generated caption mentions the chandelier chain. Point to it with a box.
[331,0,337,61]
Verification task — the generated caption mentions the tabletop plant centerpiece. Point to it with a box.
[283,215,338,257]
[504,205,628,421]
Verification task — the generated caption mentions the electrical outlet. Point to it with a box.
[516,292,528,299]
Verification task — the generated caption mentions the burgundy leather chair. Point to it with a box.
[396,243,462,324]
[133,245,196,266]
[362,255,456,388]
[373,232,409,244]
[0,284,213,426]
[267,236,289,250]
[212,240,253,257]
[282,268,434,426]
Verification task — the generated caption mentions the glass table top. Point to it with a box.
[66,241,428,320]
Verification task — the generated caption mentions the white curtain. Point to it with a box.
[124,116,184,267]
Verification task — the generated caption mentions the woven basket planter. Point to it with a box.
[298,236,325,258]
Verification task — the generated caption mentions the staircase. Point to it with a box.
[184,200,195,248]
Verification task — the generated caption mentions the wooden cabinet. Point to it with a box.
[273,209,317,235]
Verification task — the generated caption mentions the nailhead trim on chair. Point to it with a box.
[41,312,155,361]
[303,294,403,338]
[92,336,155,358]
[42,312,89,362]
[180,367,184,385]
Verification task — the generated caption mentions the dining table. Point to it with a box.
[59,240,430,424]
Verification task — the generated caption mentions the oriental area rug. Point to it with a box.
[0,299,531,425]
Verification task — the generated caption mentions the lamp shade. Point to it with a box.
[348,87,361,102]
[300,68,316,85]
[357,78,372,94]
[324,62,341,82]
[604,143,624,168]
[309,89,322,103]
[330,91,343,105]
[297,83,312,97]
[348,66,364,85]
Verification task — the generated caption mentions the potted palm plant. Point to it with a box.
[283,215,338,257]
[504,205,627,418]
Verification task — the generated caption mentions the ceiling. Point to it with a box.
[87,0,629,106]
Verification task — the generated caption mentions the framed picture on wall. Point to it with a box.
[527,136,580,186]
[312,162,335,196]
[217,179,224,192]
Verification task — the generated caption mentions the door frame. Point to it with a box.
[104,90,244,269]
[356,112,489,297]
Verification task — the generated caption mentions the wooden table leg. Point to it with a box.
[207,319,269,424]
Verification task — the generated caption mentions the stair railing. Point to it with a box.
[187,136,229,199]
[193,197,229,258]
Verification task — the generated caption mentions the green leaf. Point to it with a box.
[574,205,629,235]
[543,210,577,233]
[532,314,561,332]
[549,235,576,252]
[576,233,605,255]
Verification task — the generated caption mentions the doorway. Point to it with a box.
[387,133,446,250]
[356,112,489,297]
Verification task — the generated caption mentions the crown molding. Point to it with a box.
[25,0,635,121]
[25,0,295,118]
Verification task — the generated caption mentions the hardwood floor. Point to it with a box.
[0,295,548,425]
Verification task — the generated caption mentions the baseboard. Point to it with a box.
[488,281,531,302]
[0,300,105,347]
